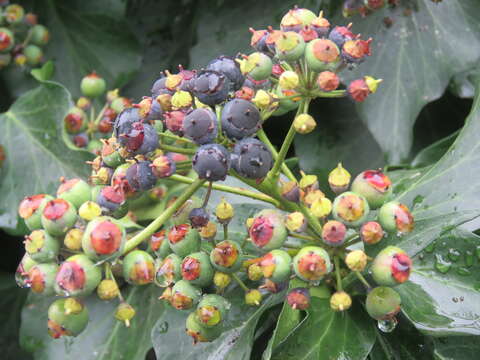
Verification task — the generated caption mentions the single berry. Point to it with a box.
[221,99,261,140]
[293,246,332,282]
[249,209,287,251]
[185,312,221,344]
[231,138,273,179]
[168,224,200,257]
[281,181,301,203]
[328,163,351,194]
[215,198,234,224]
[151,155,176,178]
[24,44,43,66]
[126,161,157,191]
[155,253,182,287]
[235,86,255,101]
[299,172,319,194]
[76,97,91,110]
[287,287,310,310]
[330,291,352,311]
[293,113,316,134]
[181,252,214,287]
[311,12,330,37]
[122,250,155,285]
[321,220,347,247]
[82,216,126,261]
[332,191,370,227]
[366,286,401,320]
[97,279,119,300]
[210,240,243,273]
[199,221,217,240]
[115,302,136,327]
[305,39,340,72]
[237,52,273,81]
[189,207,210,228]
[24,229,60,263]
[285,212,307,233]
[213,271,231,291]
[345,250,368,272]
[252,89,277,111]
[163,110,186,136]
[111,96,132,113]
[171,90,193,110]
[55,254,101,296]
[18,194,53,230]
[378,201,414,234]
[96,186,127,217]
[310,197,333,218]
[64,107,87,134]
[371,246,412,286]
[195,294,229,327]
[265,28,284,54]
[207,55,245,91]
[275,32,306,61]
[5,4,24,24]
[41,199,78,236]
[302,189,325,208]
[0,27,14,52]
[63,228,83,251]
[351,170,392,209]
[137,96,163,121]
[245,289,263,306]
[317,71,340,92]
[247,263,263,281]
[27,263,58,296]
[170,279,202,310]
[347,76,382,102]
[299,25,318,42]
[57,178,91,208]
[47,298,89,338]
[279,71,300,90]
[329,25,354,47]
[342,38,372,64]
[81,72,106,98]
[183,108,218,145]
[113,108,141,142]
[249,28,269,53]
[15,253,38,288]
[192,70,231,106]
[243,76,272,91]
[119,121,159,155]
[259,249,292,282]
[360,221,384,245]
[192,144,230,181]
[78,201,102,221]
[149,230,172,258]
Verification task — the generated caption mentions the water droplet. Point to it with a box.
[435,254,451,274]
[452,297,458,302]
[447,248,461,262]
[425,241,436,253]
[465,250,474,268]
[377,318,398,333]
[412,195,424,208]
[456,267,470,276]
[157,321,169,333]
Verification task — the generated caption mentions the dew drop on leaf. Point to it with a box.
[377,318,397,333]
[465,250,474,267]
[456,267,470,276]
[434,254,451,274]
[447,248,461,262]
[425,241,436,254]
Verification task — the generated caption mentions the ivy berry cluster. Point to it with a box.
[15,6,414,344]
[0,1,49,69]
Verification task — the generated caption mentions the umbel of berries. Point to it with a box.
[55,254,102,296]
[18,194,53,230]
[293,246,332,282]
[371,246,412,286]
[221,99,261,140]
[123,250,155,285]
[82,216,126,261]
[249,209,287,251]
[351,170,392,209]
[192,144,230,181]
[41,198,78,236]
[210,240,243,273]
[47,298,89,339]
[231,138,273,180]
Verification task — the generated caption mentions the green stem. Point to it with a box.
[334,256,343,291]
[310,90,346,98]
[257,129,296,181]
[159,132,193,144]
[94,103,109,125]
[288,232,317,242]
[159,144,196,155]
[223,223,228,241]
[231,273,249,292]
[355,271,371,289]
[105,262,124,302]
[169,174,280,207]
[202,181,213,207]
[123,179,206,253]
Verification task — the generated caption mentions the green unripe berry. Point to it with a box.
[24,229,60,263]
[170,279,202,310]
[238,52,273,81]
[305,39,340,72]
[41,198,78,236]
[168,224,200,257]
[57,178,91,208]
[185,312,221,344]
[371,246,412,286]
[23,45,43,66]
[181,252,214,287]
[259,249,292,283]
[81,72,106,98]
[155,253,182,287]
[293,246,332,282]
[101,140,124,168]
[97,279,119,300]
[332,191,369,227]
[122,250,155,285]
[18,194,54,231]
[55,254,101,297]
[330,291,352,312]
[293,113,316,134]
[149,230,172,258]
[213,271,231,291]
[5,4,24,24]
[30,24,50,46]
[47,298,89,338]
[378,201,414,234]
[245,289,263,306]
[345,250,367,272]
[115,302,136,327]
[27,263,58,296]
[351,170,392,209]
[82,216,126,261]
[0,27,14,53]
[15,253,38,288]
[210,240,243,273]
[195,294,230,327]
[275,32,305,61]
[366,286,401,320]
[249,209,288,252]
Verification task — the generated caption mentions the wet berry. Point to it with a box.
[48,298,89,338]
[18,194,53,230]
[168,224,200,257]
[321,220,347,247]
[293,246,332,282]
[360,221,384,245]
[207,55,245,91]
[332,191,370,227]
[192,144,230,181]
[210,240,242,273]
[249,209,287,251]
[122,250,155,285]
[378,201,414,234]
[372,246,412,286]
[181,252,214,287]
[287,287,310,310]
[259,249,292,282]
[41,199,78,236]
[82,216,126,261]
[183,108,218,145]
[24,229,60,263]
[221,99,261,140]
[155,253,182,287]
[366,286,401,320]
[55,254,101,296]
[231,138,273,179]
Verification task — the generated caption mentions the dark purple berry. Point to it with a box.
[151,76,173,98]
[183,108,218,145]
[328,25,354,47]
[207,56,245,91]
[243,77,272,91]
[118,121,158,155]
[126,161,157,191]
[72,133,88,148]
[192,70,231,106]
[113,108,141,141]
[231,138,272,179]
[221,99,261,140]
[189,208,210,228]
[163,110,185,136]
[138,96,163,121]
[192,144,230,181]
[97,186,126,212]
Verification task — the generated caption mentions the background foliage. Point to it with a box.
[1,0,479,359]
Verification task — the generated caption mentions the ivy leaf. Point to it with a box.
[432,336,480,359]
[20,285,163,360]
[31,61,55,82]
[332,0,480,162]
[151,288,285,360]
[271,298,375,360]
[0,81,91,233]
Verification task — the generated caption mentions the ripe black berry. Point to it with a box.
[231,138,273,179]
[189,207,210,228]
[183,108,218,145]
[192,144,230,181]
[221,99,261,140]
[192,70,231,106]
[126,161,157,191]
[118,121,158,155]
[206,56,245,91]
[113,108,141,141]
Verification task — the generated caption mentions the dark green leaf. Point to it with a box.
[152,288,285,360]
[411,131,459,168]
[432,336,480,359]
[272,298,375,360]
[332,0,480,162]
[31,61,55,82]
[0,82,91,232]
[20,285,163,360]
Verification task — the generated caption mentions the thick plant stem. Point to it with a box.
[169,174,280,207]
[257,129,296,182]
[159,144,196,155]
[355,271,371,289]
[334,256,343,291]
[124,179,206,253]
